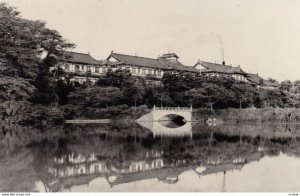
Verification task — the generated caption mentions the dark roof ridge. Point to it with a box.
[199,60,241,68]
[112,52,160,61]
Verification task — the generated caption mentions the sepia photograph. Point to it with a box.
[1,0,300,194]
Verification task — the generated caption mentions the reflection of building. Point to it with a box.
[47,150,265,191]
[49,152,165,179]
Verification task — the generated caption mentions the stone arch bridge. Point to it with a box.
[136,106,193,122]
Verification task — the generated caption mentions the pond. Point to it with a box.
[1,122,300,192]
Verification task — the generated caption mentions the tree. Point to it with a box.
[232,83,255,108]
[279,80,293,92]
[184,88,206,108]
[203,83,227,111]
[293,80,300,93]
[0,3,74,77]
[259,89,285,108]
[68,86,123,108]
[97,69,132,89]
[0,3,75,106]
[123,79,146,108]
[55,79,75,105]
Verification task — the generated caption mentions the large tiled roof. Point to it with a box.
[246,73,278,87]
[245,73,264,84]
[110,53,168,69]
[107,165,194,187]
[201,164,244,176]
[109,52,199,72]
[63,51,100,65]
[194,61,246,75]
[98,59,123,66]
[158,57,199,73]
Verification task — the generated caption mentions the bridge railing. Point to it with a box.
[153,106,192,111]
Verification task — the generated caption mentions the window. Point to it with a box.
[75,65,80,71]
[132,67,137,74]
[138,68,141,74]
[103,67,107,73]
[142,69,146,75]
[94,165,99,172]
[87,66,91,72]
[95,67,99,73]
[81,65,85,71]
[132,164,136,171]
[158,70,162,76]
[64,64,70,71]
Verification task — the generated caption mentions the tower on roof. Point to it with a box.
[160,53,179,61]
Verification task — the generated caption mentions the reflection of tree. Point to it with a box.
[3,123,300,191]
[0,148,38,192]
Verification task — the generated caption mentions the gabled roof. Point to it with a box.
[63,51,100,65]
[194,61,246,75]
[246,73,279,87]
[108,52,199,72]
[98,59,123,66]
[108,53,168,69]
[158,57,199,73]
[245,73,264,84]
[201,163,244,176]
[107,165,194,187]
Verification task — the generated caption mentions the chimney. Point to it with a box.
[222,61,225,65]
[111,50,114,54]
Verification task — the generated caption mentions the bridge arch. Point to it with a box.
[152,106,192,122]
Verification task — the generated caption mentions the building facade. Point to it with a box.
[53,51,277,89]
[193,60,248,82]
[53,51,199,84]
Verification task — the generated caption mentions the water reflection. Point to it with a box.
[2,123,300,192]
[158,114,187,128]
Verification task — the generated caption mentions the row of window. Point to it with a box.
[206,73,247,81]
[131,67,162,76]
[63,64,163,76]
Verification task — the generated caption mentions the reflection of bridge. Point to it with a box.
[136,106,193,122]
[137,121,193,138]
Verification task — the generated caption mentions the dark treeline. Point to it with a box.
[57,68,299,119]
[0,3,75,126]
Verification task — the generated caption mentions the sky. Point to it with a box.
[2,0,300,81]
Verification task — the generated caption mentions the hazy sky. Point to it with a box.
[2,0,300,81]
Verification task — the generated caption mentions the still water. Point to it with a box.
[1,122,300,192]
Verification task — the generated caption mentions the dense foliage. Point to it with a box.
[62,69,299,120]
[0,3,74,126]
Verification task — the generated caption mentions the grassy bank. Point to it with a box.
[193,107,300,123]
[63,104,151,121]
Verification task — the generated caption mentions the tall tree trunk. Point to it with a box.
[209,103,213,111]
